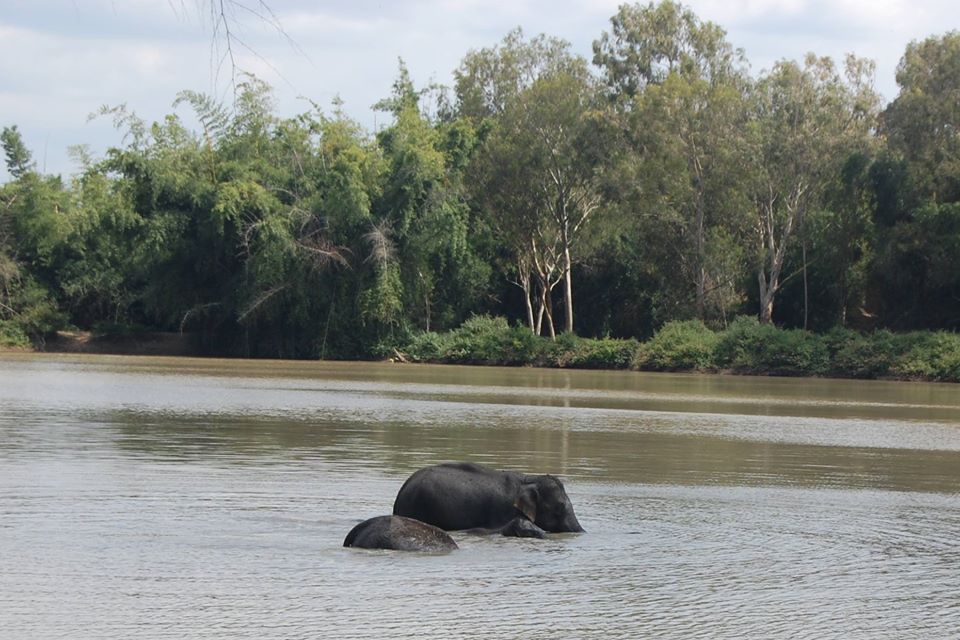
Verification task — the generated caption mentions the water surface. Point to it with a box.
[1,354,958,638]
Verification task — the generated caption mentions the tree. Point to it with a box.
[812,152,875,328]
[593,1,752,324]
[196,1,298,94]
[373,61,489,336]
[863,32,960,330]
[882,31,960,204]
[467,33,601,336]
[1,126,35,179]
[455,28,582,122]
[472,98,565,336]
[0,134,70,341]
[593,1,743,95]
[748,54,879,324]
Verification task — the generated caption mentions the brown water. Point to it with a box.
[1,354,959,639]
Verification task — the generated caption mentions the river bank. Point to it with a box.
[0,330,200,357]
[394,316,960,383]
[4,315,958,383]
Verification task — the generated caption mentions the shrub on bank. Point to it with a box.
[545,333,638,369]
[402,330,452,362]
[0,320,31,348]
[827,328,903,378]
[396,315,959,383]
[713,316,828,376]
[825,329,960,382]
[447,315,542,365]
[634,320,718,371]
[402,315,542,366]
[399,317,637,369]
[890,331,960,382]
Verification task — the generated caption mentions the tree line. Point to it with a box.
[2,1,959,359]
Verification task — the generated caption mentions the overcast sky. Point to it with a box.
[1,0,957,181]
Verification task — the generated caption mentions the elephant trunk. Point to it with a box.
[565,512,585,533]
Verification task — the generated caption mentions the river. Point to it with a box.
[1,354,958,639]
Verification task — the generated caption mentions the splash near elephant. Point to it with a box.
[392,462,584,538]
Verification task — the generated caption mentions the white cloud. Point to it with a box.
[280,11,386,36]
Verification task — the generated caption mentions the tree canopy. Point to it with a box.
[2,3,959,355]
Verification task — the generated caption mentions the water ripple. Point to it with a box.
[2,356,960,639]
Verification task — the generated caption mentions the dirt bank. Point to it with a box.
[36,331,201,357]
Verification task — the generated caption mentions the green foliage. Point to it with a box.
[546,333,639,369]
[713,316,829,376]
[882,32,960,203]
[825,328,960,382]
[401,315,540,365]
[0,10,958,382]
[634,320,718,371]
[890,332,960,382]
[401,330,454,362]
[868,202,960,330]
[0,320,30,348]
[455,28,582,120]
[444,315,542,365]
[322,310,960,381]
[1,125,34,178]
[826,328,901,378]
[401,321,638,369]
[7,280,69,341]
[359,262,404,328]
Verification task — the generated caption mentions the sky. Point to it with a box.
[1,0,958,181]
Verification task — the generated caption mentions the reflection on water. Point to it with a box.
[1,354,959,639]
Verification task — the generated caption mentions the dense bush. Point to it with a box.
[400,319,638,369]
[0,320,30,348]
[545,333,638,369]
[400,330,452,362]
[827,329,903,378]
[890,331,960,382]
[401,315,542,365]
[713,316,829,376]
[396,315,959,382]
[445,315,543,365]
[825,329,960,382]
[634,320,718,371]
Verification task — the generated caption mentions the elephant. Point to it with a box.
[392,462,584,536]
[343,515,458,552]
[463,516,548,539]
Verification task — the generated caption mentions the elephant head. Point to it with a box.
[514,474,584,533]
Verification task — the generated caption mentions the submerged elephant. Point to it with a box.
[393,462,584,537]
[343,515,458,552]
[464,516,548,539]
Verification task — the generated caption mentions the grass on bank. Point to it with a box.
[394,315,960,383]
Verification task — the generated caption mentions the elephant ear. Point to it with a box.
[514,484,539,522]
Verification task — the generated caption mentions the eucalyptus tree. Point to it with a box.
[471,85,566,336]
[808,152,876,328]
[882,31,960,204]
[748,54,879,324]
[455,28,583,121]
[869,32,960,329]
[462,32,603,336]
[593,0,752,324]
